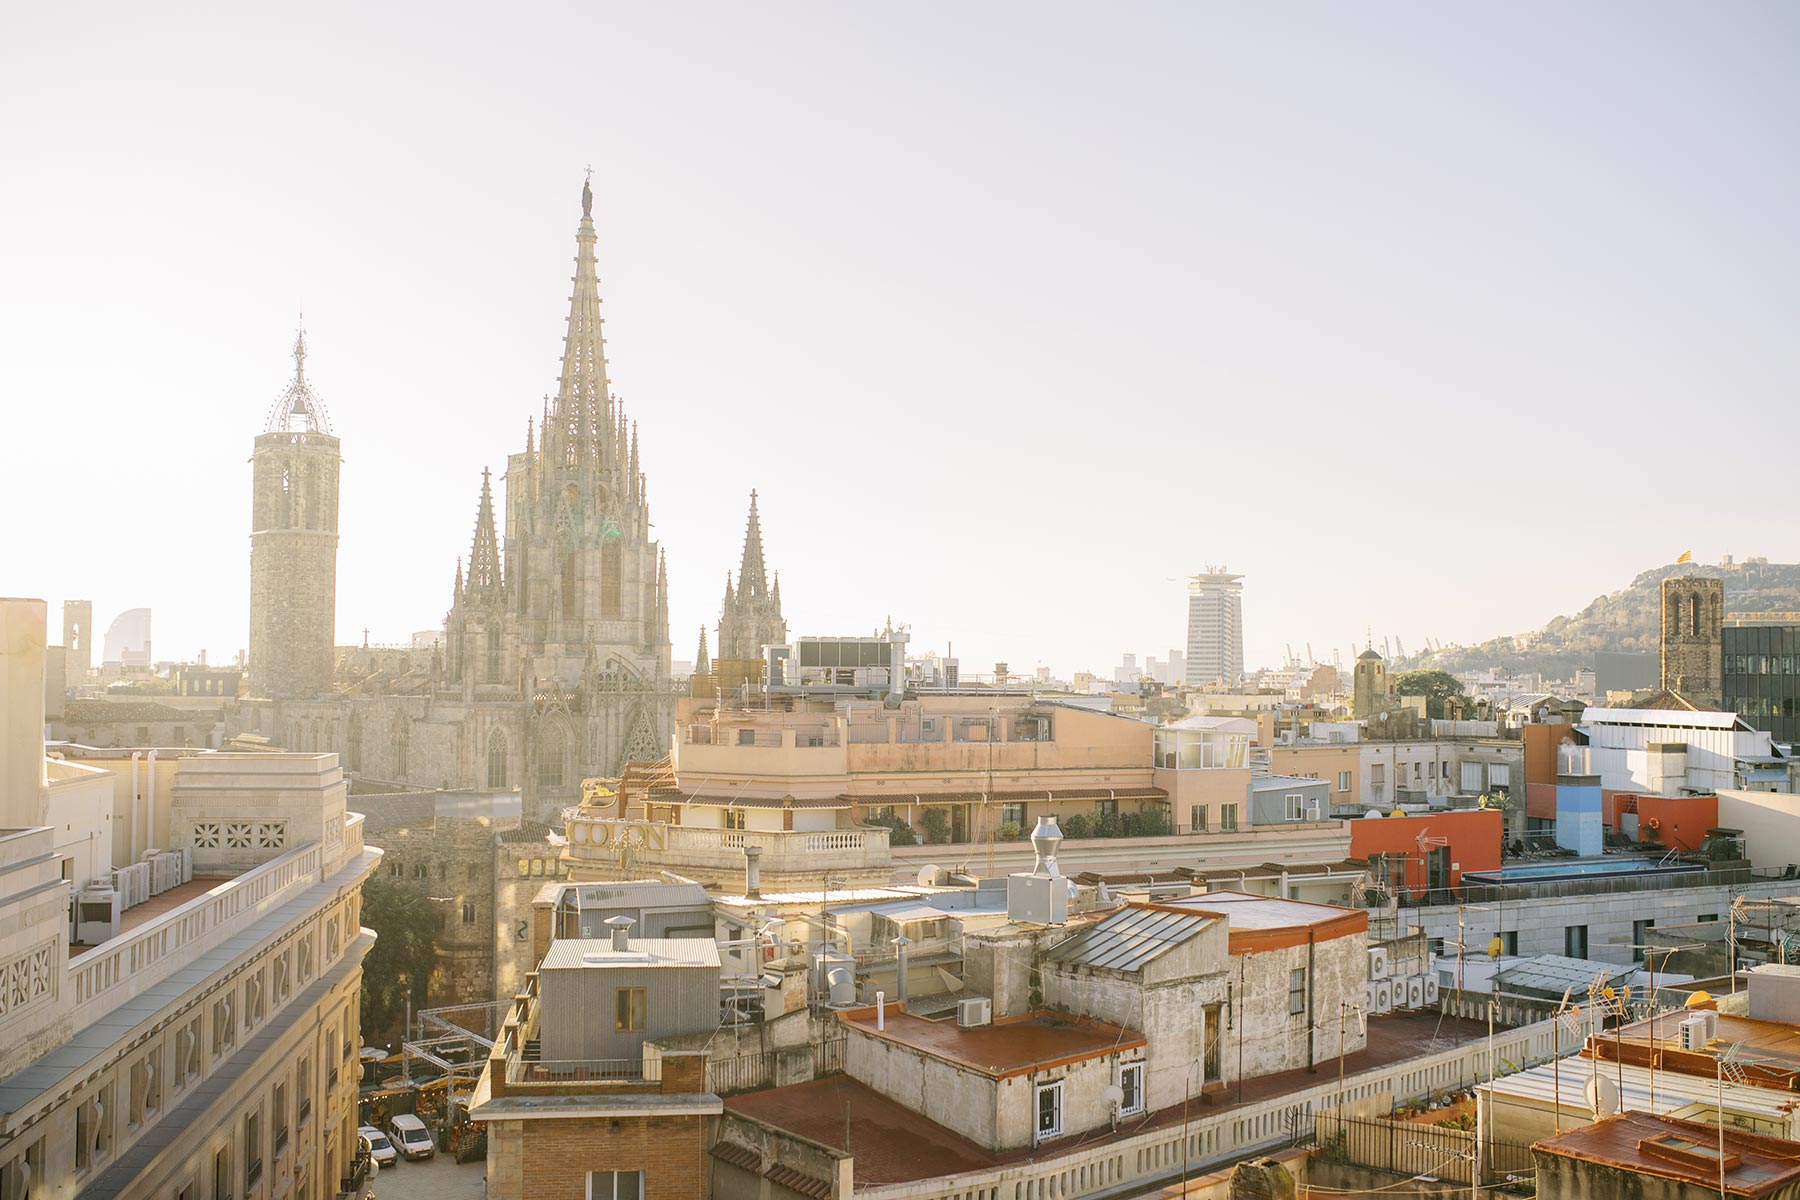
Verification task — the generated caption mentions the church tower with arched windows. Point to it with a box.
[1659,575,1723,708]
[248,330,340,699]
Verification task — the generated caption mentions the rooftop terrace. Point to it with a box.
[840,1007,1142,1079]
[731,1011,1493,1186]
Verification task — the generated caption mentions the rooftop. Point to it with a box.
[69,875,232,958]
[1041,904,1214,972]
[1493,955,1636,998]
[1161,890,1368,931]
[730,1012,1491,1186]
[538,937,720,970]
[838,1006,1142,1079]
[1536,1110,1800,1197]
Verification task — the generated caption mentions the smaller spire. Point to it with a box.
[525,415,534,456]
[467,468,502,596]
[293,323,307,385]
[454,556,464,596]
[737,489,769,599]
[695,625,711,676]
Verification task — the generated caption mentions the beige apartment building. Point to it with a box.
[563,695,1162,889]
[0,598,382,1200]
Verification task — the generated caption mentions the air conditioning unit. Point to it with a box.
[1702,1010,1721,1042]
[1373,981,1394,1013]
[1309,800,1323,822]
[1406,977,1425,1009]
[957,997,992,1028]
[76,885,122,945]
[1368,947,1391,980]
[1422,976,1440,1005]
[1679,1017,1710,1051]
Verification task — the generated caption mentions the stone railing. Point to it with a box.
[563,815,891,881]
[851,1009,1600,1200]
[68,841,322,1026]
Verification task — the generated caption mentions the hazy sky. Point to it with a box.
[5,3,1797,678]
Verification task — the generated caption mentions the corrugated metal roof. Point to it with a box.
[1582,708,1749,730]
[539,937,720,970]
[1042,905,1214,971]
[1493,955,1635,996]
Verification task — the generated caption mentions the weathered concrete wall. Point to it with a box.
[843,1022,1129,1152]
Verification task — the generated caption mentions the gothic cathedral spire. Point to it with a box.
[717,490,787,661]
[465,467,501,597]
[547,179,613,473]
[738,490,769,599]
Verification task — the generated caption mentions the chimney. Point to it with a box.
[891,935,912,1004]
[1029,815,1063,877]
[744,844,763,898]
[604,914,635,952]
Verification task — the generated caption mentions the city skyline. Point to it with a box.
[7,4,1800,678]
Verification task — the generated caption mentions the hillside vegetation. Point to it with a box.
[1422,560,1800,681]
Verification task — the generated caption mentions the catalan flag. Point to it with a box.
[1676,550,1693,563]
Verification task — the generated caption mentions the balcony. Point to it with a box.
[562,815,892,889]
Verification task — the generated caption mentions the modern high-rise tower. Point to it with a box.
[1185,568,1244,686]
[248,330,340,698]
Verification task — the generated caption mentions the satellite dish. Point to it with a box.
[918,865,943,887]
[1364,810,1385,820]
[1103,1084,1124,1107]
[1585,1073,1619,1118]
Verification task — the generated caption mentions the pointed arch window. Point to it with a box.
[486,624,501,684]
[346,713,362,773]
[600,542,622,618]
[539,723,567,790]
[395,720,410,778]
[1691,592,1703,638]
[487,728,508,789]
[302,461,321,529]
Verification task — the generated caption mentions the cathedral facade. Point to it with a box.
[236,182,676,817]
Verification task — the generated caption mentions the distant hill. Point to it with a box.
[1420,559,1800,682]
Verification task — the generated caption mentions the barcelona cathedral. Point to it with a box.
[231,179,784,818]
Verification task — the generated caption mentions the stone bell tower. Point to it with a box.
[1659,575,1723,709]
[248,329,340,699]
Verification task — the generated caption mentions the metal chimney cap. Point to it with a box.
[603,915,636,929]
[1030,815,1064,876]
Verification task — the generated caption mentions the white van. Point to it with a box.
[388,1113,436,1160]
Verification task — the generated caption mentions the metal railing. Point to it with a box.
[851,1008,1597,1200]
[507,1057,659,1084]
[1315,1110,1535,1185]
[1393,864,1787,908]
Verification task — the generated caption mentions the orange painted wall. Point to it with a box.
[1632,794,1717,853]
[1523,724,1576,787]
[1348,809,1503,892]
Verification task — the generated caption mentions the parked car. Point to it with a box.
[388,1113,436,1160]
[358,1125,399,1169]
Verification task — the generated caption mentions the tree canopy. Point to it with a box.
[1392,669,1467,720]
[359,875,439,1046]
